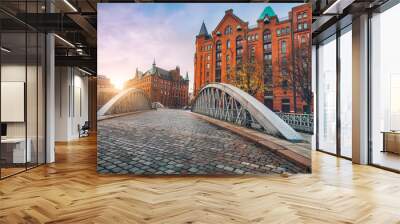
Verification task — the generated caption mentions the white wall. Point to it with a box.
[55,67,89,141]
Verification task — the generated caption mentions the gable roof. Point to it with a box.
[213,9,246,34]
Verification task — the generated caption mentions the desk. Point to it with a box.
[382,131,400,154]
[1,138,31,163]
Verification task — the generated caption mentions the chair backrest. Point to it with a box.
[82,121,90,129]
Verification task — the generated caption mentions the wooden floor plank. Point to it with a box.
[0,135,400,223]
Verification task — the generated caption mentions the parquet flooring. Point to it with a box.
[1,135,400,223]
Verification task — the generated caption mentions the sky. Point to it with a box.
[98,3,301,91]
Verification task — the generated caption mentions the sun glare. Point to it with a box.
[111,78,125,90]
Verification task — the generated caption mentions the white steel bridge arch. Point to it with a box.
[191,83,303,142]
[97,88,152,118]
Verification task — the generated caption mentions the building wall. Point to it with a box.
[194,4,312,113]
[55,67,89,141]
[125,68,189,108]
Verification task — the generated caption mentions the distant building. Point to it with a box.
[125,60,189,108]
[97,75,118,110]
[194,5,312,113]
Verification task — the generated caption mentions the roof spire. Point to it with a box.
[185,72,189,81]
[198,21,209,37]
[153,58,156,67]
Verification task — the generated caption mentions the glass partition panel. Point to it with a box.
[339,26,352,158]
[38,32,46,165]
[371,3,400,171]
[0,1,46,179]
[317,35,337,154]
[27,31,38,169]
[1,31,27,177]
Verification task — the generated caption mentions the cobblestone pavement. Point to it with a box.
[97,109,307,175]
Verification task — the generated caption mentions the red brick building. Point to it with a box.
[124,60,189,108]
[194,5,312,113]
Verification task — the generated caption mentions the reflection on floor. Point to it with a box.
[0,135,400,223]
[373,150,400,171]
[0,167,25,178]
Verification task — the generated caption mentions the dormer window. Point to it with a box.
[216,31,221,36]
[236,25,242,31]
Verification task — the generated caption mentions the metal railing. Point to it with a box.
[275,112,314,134]
[191,83,304,142]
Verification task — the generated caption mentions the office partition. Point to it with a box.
[0,1,46,179]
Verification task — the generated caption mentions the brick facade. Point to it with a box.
[125,61,189,108]
[194,4,312,113]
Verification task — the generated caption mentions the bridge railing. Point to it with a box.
[275,112,314,134]
[191,83,304,142]
[97,88,152,119]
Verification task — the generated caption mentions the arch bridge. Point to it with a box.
[97,88,152,119]
[191,83,303,142]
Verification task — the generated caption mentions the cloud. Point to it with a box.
[98,3,300,92]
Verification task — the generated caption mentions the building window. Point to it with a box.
[226,54,230,62]
[298,23,303,31]
[236,36,242,48]
[301,36,306,44]
[276,29,281,36]
[236,48,243,58]
[281,56,287,75]
[264,43,272,52]
[250,46,255,63]
[207,55,210,60]
[281,80,289,88]
[216,69,221,82]
[236,36,243,65]
[281,40,287,54]
[263,29,271,42]
[264,53,272,62]
[226,64,231,80]
[216,40,222,51]
[226,39,230,49]
[225,26,232,35]
[303,22,308,29]
[216,52,222,60]
[206,63,210,69]
[281,99,291,112]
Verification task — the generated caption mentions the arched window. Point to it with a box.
[224,26,232,35]
[226,39,230,49]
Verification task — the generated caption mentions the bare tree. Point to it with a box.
[292,40,312,113]
[231,61,264,97]
[274,40,313,113]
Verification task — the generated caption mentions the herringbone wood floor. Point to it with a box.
[1,135,400,224]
